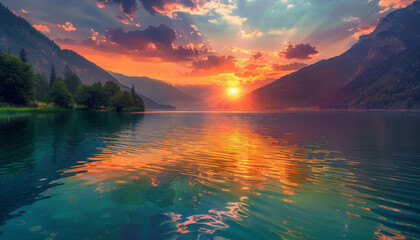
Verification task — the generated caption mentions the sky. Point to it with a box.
[1,0,415,88]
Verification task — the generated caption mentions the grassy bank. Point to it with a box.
[0,102,78,113]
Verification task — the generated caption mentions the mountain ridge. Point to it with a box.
[243,1,420,109]
[0,3,174,110]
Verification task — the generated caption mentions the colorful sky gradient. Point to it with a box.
[2,0,415,88]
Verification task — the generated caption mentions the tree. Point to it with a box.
[0,52,35,105]
[76,82,105,109]
[49,80,74,109]
[110,91,134,111]
[130,83,145,111]
[34,73,49,102]
[19,48,27,63]
[49,64,56,87]
[103,81,121,106]
[64,73,81,95]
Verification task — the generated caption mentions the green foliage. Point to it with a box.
[130,84,145,111]
[0,51,35,105]
[64,73,82,95]
[49,80,74,109]
[34,73,49,102]
[76,82,106,109]
[111,91,134,111]
[19,48,27,63]
[104,81,121,105]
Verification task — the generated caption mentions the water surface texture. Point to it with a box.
[0,111,419,240]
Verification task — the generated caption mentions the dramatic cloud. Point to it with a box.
[97,0,198,15]
[279,42,319,59]
[57,22,77,31]
[32,24,50,33]
[378,0,415,13]
[186,55,237,76]
[352,24,375,39]
[271,62,307,71]
[85,24,203,61]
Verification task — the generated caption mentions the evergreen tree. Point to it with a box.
[0,52,35,105]
[49,64,56,87]
[131,84,136,95]
[19,48,27,63]
[130,83,145,111]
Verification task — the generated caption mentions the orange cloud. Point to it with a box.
[20,9,28,14]
[33,24,50,33]
[57,22,77,31]
[378,0,415,13]
[352,24,375,39]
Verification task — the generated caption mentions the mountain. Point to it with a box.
[109,72,199,109]
[243,1,420,110]
[0,3,173,110]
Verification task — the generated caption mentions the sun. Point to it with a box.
[230,88,238,95]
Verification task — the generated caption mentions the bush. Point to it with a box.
[49,80,74,109]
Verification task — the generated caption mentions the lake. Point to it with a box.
[0,111,419,240]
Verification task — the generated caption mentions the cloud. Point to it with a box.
[378,0,415,13]
[343,16,360,22]
[57,22,77,31]
[116,15,141,27]
[251,52,263,60]
[271,62,307,71]
[279,42,319,59]
[33,24,50,33]
[20,9,28,14]
[91,24,203,61]
[240,30,263,39]
[186,55,237,76]
[96,0,247,27]
[97,0,198,15]
[352,24,375,39]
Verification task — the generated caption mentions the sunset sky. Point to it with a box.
[2,0,415,88]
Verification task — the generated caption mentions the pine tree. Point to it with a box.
[19,48,27,63]
[131,84,136,95]
[49,64,56,87]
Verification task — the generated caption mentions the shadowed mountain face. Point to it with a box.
[109,72,199,109]
[0,4,174,110]
[246,1,420,109]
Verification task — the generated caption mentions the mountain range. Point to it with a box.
[109,72,199,109]
[235,1,420,110]
[0,3,174,110]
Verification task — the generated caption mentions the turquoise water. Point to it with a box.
[0,111,419,239]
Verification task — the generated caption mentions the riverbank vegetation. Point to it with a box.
[0,50,144,112]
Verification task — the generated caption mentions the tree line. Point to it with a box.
[0,49,144,111]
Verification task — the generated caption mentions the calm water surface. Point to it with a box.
[0,111,419,240]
